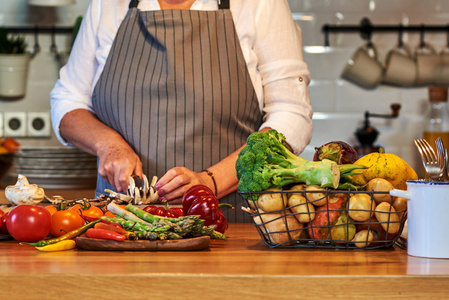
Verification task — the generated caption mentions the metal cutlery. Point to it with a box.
[446,149,449,179]
[414,138,445,181]
[435,137,448,181]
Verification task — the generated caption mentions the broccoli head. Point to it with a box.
[236,129,365,200]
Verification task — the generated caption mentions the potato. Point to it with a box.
[305,185,327,206]
[348,193,375,222]
[355,215,397,242]
[255,188,288,212]
[352,230,374,248]
[374,202,400,234]
[288,184,306,199]
[288,194,315,223]
[393,196,407,220]
[400,219,408,239]
[366,178,394,203]
[253,209,303,245]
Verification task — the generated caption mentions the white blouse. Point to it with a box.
[50,0,313,155]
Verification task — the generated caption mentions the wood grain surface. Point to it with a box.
[2,189,449,299]
[76,235,210,251]
[1,223,449,300]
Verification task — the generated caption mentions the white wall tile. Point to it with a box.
[309,80,335,112]
[334,80,400,113]
[304,48,352,79]
[310,113,361,147]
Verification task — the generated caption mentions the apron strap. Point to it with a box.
[130,1,228,10]
[129,0,139,8]
[218,0,230,9]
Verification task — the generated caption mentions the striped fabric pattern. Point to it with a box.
[92,6,262,223]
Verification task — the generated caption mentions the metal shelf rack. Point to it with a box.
[321,17,449,47]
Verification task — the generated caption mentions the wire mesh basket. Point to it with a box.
[239,186,407,249]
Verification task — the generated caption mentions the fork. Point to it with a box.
[435,137,448,181]
[414,138,444,181]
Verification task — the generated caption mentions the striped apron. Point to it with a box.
[92,0,262,222]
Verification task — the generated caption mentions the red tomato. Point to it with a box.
[51,210,85,237]
[0,211,8,234]
[6,205,52,242]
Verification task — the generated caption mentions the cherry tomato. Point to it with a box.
[143,205,157,213]
[51,210,85,237]
[154,206,172,217]
[82,205,104,218]
[7,205,52,242]
[143,204,184,218]
[181,185,214,213]
[70,204,82,213]
[103,210,115,217]
[0,211,8,234]
[71,203,104,218]
[0,208,4,218]
[172,207,185,217]
[45,205,58,215]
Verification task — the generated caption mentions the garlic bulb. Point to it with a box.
[5,174,45,205]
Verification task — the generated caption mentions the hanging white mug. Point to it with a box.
[383,44,417,87]
[415,42,441,86]
[27,0,75,6]
[435,46,449,86]
[341,42,384,90]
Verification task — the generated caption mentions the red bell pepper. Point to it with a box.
[182,185,233,234]
[181,185,215,213]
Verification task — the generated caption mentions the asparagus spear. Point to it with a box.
[102,216,170,233]
[125,204,201,223]
[105,204,227,240]
[107,203,152,225]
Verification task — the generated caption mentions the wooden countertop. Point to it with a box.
[1,190,449,299]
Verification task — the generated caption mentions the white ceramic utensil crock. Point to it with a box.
[390,180,449,259]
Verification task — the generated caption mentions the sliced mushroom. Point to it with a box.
[145,176,159,204]
[104,189,133,203]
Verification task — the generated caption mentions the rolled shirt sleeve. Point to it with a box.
[50,0,120,146]
[249,0,313,155]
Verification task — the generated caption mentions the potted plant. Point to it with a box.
[0,28,30,98]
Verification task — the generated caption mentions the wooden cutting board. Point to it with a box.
[0,233,12,240]
[76,235,210,251]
